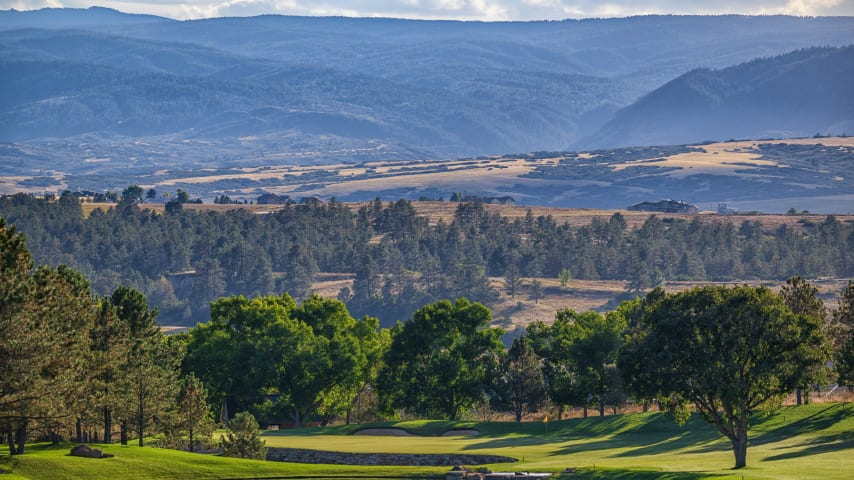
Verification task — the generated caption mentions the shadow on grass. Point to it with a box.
[685,403,853,455]
[462,413,686,451]
[762,432,854,462]
[557,466,726,479]
[750,404,852,446]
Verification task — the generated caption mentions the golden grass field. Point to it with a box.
[23,136,852,214]
[87,199,854,231]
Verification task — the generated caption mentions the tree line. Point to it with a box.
[4,216,854,468]
[1,192,852,327]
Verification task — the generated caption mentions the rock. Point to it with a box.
[69,444,106,458]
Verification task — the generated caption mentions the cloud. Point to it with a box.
[2,0,853,20]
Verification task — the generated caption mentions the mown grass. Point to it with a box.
[2,403,852,480]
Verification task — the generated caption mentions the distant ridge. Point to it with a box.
[2,9,853,160]
[0,6,172,29]
[580,46,854,149]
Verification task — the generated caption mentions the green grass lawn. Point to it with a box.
[2,403,852,480]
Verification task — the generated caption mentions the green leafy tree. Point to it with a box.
[262,295,381,427]
[377,298,504,420]
[527,318,586,419]
[619,285,828,469]
[220,411,266,459]
[528,309,625,418]
[562,309,626,417]
[183,294,380,428]
[183,295,295,419]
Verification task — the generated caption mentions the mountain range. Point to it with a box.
[1,7,853,168]
[584,46,854,148]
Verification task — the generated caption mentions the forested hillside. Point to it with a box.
[1,194,851,326]
[584,46,854,148]
[2,9,853,164]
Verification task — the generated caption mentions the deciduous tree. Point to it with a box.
[619,285,828,469]
[377,298,504,420]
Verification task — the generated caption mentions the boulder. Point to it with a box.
[70,444,107,459]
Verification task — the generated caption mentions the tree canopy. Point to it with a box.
[619,285,828,469]
[183,294,381,427]
[377,298,505,420]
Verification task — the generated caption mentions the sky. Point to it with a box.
[2,0,854,21]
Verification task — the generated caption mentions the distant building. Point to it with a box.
[628,199,698,214]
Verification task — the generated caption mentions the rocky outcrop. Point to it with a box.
[265,447,515,466]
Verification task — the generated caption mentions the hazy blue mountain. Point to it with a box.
[2,9,854,164]
[580,46,854,149]
[0,6,170,29]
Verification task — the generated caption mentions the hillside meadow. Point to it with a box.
[2,403,852,480]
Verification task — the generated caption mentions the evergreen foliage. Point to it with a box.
[2,195,853,327]
[220,411,266,460]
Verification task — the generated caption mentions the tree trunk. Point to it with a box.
[14,420,27,455]
[138,388,145,447]
[6,428,15,454]
[795,387,803,405]
[104,407,112,444]
[76,418,82,443]
[189,424,195,453]
[583,406,588,418]
[557,405,564,421]
[598,401,605,417]
[732,427,748,469]
[120,422,128,445]
[515,405,522,423]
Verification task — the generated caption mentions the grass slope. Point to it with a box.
[2,403,852,479]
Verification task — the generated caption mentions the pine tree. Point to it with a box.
[220,411,266,459]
